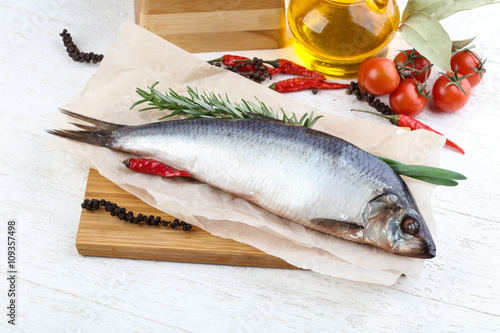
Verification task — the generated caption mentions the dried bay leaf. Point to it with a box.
[402,0,498,21]
[400,12,452,72]
[452,37,476,52]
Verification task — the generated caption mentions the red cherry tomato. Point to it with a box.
[357,57,376,92]
[450,50,486,87]
[358,57,400,96]
[389,79,428,117]
[393,49,432,83]
[432,72,471,113]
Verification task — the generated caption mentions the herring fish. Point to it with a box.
[49,110,436,258]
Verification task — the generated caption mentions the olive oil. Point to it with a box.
[288,0,400,78]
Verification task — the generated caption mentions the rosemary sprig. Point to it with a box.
[130,82,322,128]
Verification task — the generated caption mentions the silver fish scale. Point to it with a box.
[116,118,405,225]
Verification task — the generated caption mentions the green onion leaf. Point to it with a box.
[405,176,459,187]
[377,156,466,186]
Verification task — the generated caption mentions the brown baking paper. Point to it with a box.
[52,22,445,285]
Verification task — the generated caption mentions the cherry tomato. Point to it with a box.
[450,50,486,87]
[358,57,399,96]
[357,57,376,92]
[432,72,471,112]
[394,49,432,83]
[389,79,428,117]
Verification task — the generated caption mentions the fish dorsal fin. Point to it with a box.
[308,219,365,242]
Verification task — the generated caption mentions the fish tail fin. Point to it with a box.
[47,109,122,148]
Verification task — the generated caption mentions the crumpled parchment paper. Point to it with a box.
[52,22,445,285]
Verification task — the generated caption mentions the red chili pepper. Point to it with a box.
[396,114,465,154]
[208,55,326,80]
[264,59,327,80]
[124,158,193,178]
[267,67,281,76]
[353,110,465,154]
[269,78,349,93]
[207,54,255,72]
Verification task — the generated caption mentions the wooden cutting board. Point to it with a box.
[134,0,287,52]
[76,168,296,269]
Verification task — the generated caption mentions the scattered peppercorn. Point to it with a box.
[60,29,104,64]
[81,199,192,231]
[346,81,395,115]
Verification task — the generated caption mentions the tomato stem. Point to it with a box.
[442,68,472,95]
[467,49,487,78]
[413,78,432,99]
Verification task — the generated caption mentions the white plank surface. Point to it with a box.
[1,1,499,332]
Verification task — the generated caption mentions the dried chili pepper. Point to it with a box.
[208,55,273,82]
[264,59,327,81]
[208,54,255,72]
[353,110,465,154]
[269,78,349,93]
[124,158,193,178]
[208,55,326,80]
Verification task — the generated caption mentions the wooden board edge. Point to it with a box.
[76,240,297,269]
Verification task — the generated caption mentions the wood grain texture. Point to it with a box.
[153,29,287,53]
[77,169,296,269]
[140,0,285,14]
[137,0,286,51]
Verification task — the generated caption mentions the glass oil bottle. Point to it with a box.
[287,0,400,78]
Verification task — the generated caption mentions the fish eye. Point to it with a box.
[401,216,420,235]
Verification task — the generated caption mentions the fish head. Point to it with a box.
[363,192,436,259]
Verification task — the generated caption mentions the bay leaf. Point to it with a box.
[402,0,498,21]
[399,12,452,71]
[452,37,476,52]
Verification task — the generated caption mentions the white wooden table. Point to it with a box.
[1,1,499,332]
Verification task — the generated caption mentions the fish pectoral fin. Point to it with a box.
[228,191,257,204]
[308,218,365,241]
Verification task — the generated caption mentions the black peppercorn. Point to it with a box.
[60,29,104,64]
[81,198,192,231]
[347,81,395,116]
[125,212,134,222]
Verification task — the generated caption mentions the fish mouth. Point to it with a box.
[414,244,436,259]
[414,219,436,259]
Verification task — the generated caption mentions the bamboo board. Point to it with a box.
[134,0,287,52]
[76,168,296,269]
